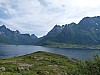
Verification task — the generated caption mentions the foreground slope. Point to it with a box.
[0,51,100,75]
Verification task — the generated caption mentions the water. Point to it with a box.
[0,45,100,60]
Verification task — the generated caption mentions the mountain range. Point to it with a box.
[0,25,37,44]
[1,16,100,46]
[36,16,100,46]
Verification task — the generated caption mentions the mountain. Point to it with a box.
[0,25,37,44]
[36,16,100,46]
[1,16,100,46]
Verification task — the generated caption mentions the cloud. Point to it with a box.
[0,0,100,37]
[38,0,50,7]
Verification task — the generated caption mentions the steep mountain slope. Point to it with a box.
[0,25,37,44]
[35,25,64,45]
[36,16,100,45]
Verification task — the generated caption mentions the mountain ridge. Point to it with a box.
[0,25,37,45]
[36,16,100,46]
[1,16,100,46]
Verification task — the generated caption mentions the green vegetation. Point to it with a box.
[38,40,100,49]
[0,51,100,75]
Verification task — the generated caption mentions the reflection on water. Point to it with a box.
[0,45,100,60]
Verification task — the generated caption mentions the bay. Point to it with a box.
[0,45,100,60]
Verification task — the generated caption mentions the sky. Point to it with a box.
[0,0,100,37]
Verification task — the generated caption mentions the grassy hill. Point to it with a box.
[0,51,100,75]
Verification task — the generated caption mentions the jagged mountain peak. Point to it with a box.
[37,16,100,45]
[0,25,37,44]
[0,25,6,29]
[70,22,77,25]
[31,34,38,39]
[46,25,64,38]
[14,30,20,34]
[53,25,63,29]
[79,16,100,24]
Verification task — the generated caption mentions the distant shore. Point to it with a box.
[39,42,100,50]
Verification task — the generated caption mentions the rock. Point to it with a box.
[0,67,6,71]
[18,63,32,67]
[16,67,25,72]
[45,71,49,75]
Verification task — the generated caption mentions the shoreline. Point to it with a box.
[44,45,100,50]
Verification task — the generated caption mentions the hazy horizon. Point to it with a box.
[0,0,100,37]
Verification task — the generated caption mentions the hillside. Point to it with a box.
[0,51,100,75]
[36,16,100,48]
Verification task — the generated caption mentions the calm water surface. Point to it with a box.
[0,45,100,60]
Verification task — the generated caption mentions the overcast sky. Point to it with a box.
[0,0,100,37]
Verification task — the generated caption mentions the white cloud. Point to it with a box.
[0,0,100,37]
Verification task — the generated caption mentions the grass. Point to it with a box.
[0,51,100,75]
[39,41,100,49]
